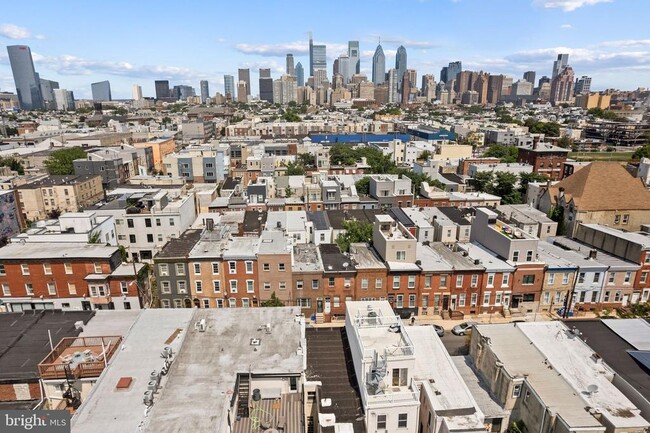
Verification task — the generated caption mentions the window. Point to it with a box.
[593,273,600,283]
[543,291,550,305]
[177,281,187,294]
[169,218,175,226]
[193,263,201,275]
[440,274,448,287]
[263,282,271,290]
[377,415,387,430]
[562,272,569,285]
[2,283,10,296]
[396,251,406,261]
[90,285,107,297]
[328,277,335,287]
[176,263,185,276]
[21,264,29,275]
[471,293,478,306]
[161,299,171,308]
[159,264,169,276]
[279,281,287,290]
[471,274,478,288]
[245,261,254,274]
[312,279,319,289]
[297,280,304,290]
[526,250,533,262]
[398,413,408,429]
[458,293,466,307]
[229,262,236,274]
[147,234,154,243]
[195,281,203,293]
[230,280,237,293]
[247,280,254,293]
[64,263,73,275]
[228,298,236,308]
[213,281,221,293]
[47,282,56,295]
[393,276,400,289]
[127,219,134,228]
[425,275,432,288]
[396,294,403,308]
[145,218,152,228]
[614,215,621,224]
[43,263,52,275]
[409,294,416,308]
[608,272,616,284]
[523,275,535,285]
[603,291,611,302]
[622,214,629,225]
[202,299,210,308]
[263,263,270,271]
[161,281,171,294]
[392,368,408,386]
[174,299,182,308]
[361,278,368,289]
[408,275,416,289]
[512,383,522,398]
[483,292,491,306]
[129,234,136,243]
[456,275,463,287]
[487,273,495,287]
[614,291,622,302]
[25,283,34,295]
[242,298,250,308]
[502,273,510,287]
[333,296,340,307]
[641,271,648,284]
[591,291,598,303]
[548,273,555,285]
[156,218,161,227]
[512,251,519,262]
[375,278,382,289]
[624,272,631,284]
[578,273,585,283]
[278,263,286,271]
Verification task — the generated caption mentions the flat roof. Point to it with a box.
[292,243,323,273]
[155,229,202,259]
[452,356,508,419]
[457,242,515,273]
[580,224,650,249]
[79,310,140,337]
[0,242,117,260]
[518,322,648,429]
[602,319,650,350]
[258,230,291,255]
[349,243,385,269]
[143,308,304,433]
[497,204,555,225]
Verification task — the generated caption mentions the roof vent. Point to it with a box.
[250,338,261,346]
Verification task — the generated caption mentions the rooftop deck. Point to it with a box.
[38,336,122,380]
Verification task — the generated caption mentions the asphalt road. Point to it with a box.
[439,330,471,356]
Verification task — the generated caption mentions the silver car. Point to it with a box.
[451,321,477,336]
[432,324,445,337]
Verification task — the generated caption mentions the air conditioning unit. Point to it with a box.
[344,283,351,288]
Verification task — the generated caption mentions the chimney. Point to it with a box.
[589,249,598,260]
[558,186,565,199]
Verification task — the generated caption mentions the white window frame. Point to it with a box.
[212,262,220,275]
[64,263,73,275]
[456,275,463,288]
[246,280,255,293]
[230,280,238,293]
[193,263,201,275]
[245,261,254,274]
[195,281,203,293]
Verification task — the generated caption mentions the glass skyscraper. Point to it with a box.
[91,80,112,101]
[372,44,386,85]
[295,62,305,87]
[7,45,43,111]
[395,46,407,90]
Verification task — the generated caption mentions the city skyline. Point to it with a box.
[0,0,649,99]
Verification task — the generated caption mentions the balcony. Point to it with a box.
[38,336,122,380]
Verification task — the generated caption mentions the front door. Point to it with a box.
[502,293,510,308]
[511,295,521,308]
[622,295,629,306]
[324,297,331,314]
[450,295,457,310]
[442,295,449,310]
[316,298,324,313]
[631,293,639,304]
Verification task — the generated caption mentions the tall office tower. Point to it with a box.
[91,80,112,101]
[401,73,411,104]
[132,84,143,101]
[501,76,513,97]
[333,58,339,76]
[407,70,417,90]
[395,46,407,89]
[155,80,170,100]
[7,45,43,110]
[552,54,569,79]
[511,79,533,96]
[309,32,314,76]
[237,81,248,102]
[332,74,344,90]
[388,69,399,103]
[440,67,448,84]
[348,41,360,74]
[309,31,327,76]
[487,74,504,104]
[455,71,472,94]
[574,76,592,94]
[538,76,551,87]
[40,79,59,110]
[447,61,462,84]
[372,43,386,85]
[259,68,274,102]
[238,68,251,97]
[314,69,328,90]
[295,62,305,87]
[53,89,75,111]
[286,54,295,76]
[338,55,351,84]
[200,80,210,102]
[474,73,489,104]
[224,75,235,100]
[421,74,436,101]
[550,65,575,104]
[523,71,536,85]
[173,85,194,100]
[272,75,298,105]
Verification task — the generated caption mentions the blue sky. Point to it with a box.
[0,0,648,99]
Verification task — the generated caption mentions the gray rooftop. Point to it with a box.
[0,242,117,260]
[292,243,324,273]
[580,224,650,249]
[602,319,650,351]
[452,356,508,420]
[349,243,385,269]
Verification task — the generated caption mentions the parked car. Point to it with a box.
[451,321,477,336]
[432,324,445,337]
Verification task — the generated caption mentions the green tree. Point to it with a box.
[285,186,293,198]
[285,161,305,176]
[466,105,483,114]
[355,176,371,195]
[88,230,103,244]
[632,145,650,160]
[297,153,316,168]
[44,147,87,175]
[118,245,129,262]
[0,157,25,174]
[472,171,494,193]
[557,135,572,149]
[417,150,432,161]
[492,172,521,204]
[46,208,62,219]
[484,144,518,163]
[336,220,373,253]
[588,107,623,121]
[114,107,128,116]
[518,172,548,197]
[261,292,285,307]
[282,110,301,122]
[549,206,566,236]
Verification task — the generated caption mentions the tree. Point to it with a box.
[417,150,432,161]
[44,147,87,175]
[355,176,371,196]
[118,245,129,262]
[285,161,305,176]
[472,171,494,193]
[88,230,103,244]
[525,119,561,137]
[261,292,284,307]
[336,220,373,253]
[0,157,25,174]
[549,206,566,236]
[632,145,650,160]
[282,110,301,122]
[557,135,572,149]
[588,107,623,122]
[466,105,483,114]
[518,172,548,197]
[297,153,316,168]
[492,171,520,204]
[46,208,62,219]
[285,186,293,198]
[484,144,518,163]
[114,107,128,116]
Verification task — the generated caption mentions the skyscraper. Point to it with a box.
[238,69,251,97]
[552,54,569,79]
[7,45,43,110]
[401,73,411,105]
[550,65,575,104]
[91,81,112,101]
[574,76,592,94]
[200,80,210,102]
[259,68,273,102]
[40,79,59,110]
[286,54,295,76]
[237,81,247,103]
[309,32,326,76]
[132,84,143,101]
[155,80,170,100]
[338,55,351,84]
[440,67,448,84]
[395,46,407,89]
[447,61,462,84]
[224,75,235,99]
[523,71,536,85]
[421,74,436,101]
[388,69,399,103]
[372,43,386,85]
[295,62,305,87]
[348,41,360,74]
[54,89,75,111]
[309,32,314,77]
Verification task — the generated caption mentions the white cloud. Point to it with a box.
[0,23,41,39]
[532,0,612,12]
[561,24,573,29]
[598,39,650,48]
[234,41,309,57]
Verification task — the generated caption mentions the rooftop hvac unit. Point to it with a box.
[147,381,158,393]
[150,370,161,387]
[74,321,84,331]
[195,319,206,332]
[161,346,173,359]
[143,390,154,406]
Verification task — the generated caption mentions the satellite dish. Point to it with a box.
[587,384,599,395]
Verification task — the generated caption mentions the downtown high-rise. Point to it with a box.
[7,45,43,110]
[348,41,360,75]
[295,62,305,87]
[395,45,407,89]
[552,54,569,79]
[224,75,236,99]
[91,80,112,101]
[372,43,386,85]
[309,32,326,76]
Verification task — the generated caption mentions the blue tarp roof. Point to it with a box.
[627,350,650,371]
